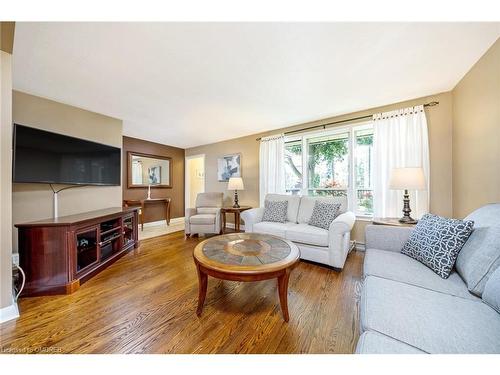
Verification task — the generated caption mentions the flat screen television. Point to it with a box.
[13,124,121,186]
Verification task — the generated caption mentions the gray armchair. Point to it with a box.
[185,192,224,237]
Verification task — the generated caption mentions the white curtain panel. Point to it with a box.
[259,134,285,206]
[373,105,430,219]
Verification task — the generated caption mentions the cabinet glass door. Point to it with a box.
[76,227,98,273]
[123,215,135,248]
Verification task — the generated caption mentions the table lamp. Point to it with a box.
[389,167,426,224]
[228,177,244,208]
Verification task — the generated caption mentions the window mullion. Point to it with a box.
[301,136,308,196]
[348,127,355,213]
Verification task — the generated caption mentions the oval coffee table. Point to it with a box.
[193,233,300,321]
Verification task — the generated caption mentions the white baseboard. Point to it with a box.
[0,298,19,323]
[355,242,366,251]
[143,217,184,228]
[148,218,245,231]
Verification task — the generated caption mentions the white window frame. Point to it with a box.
[284,121,373,217]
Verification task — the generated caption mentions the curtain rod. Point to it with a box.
[256,101,439,141]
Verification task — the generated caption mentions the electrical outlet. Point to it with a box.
[12,253,19,266]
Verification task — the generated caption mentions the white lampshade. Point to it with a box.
[389,167,426,190]
[227,177,244,191]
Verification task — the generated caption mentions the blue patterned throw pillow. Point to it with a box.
[262,200,288,223]
[401,213,474,279]
[308,201,341,230]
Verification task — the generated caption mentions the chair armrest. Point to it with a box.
[241,208,265,232]
[185,208,197,219]
[365,224,414,252]
[213,208,222,230]
[327,211,356,269]
[329,211,356,235]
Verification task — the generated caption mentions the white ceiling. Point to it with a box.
[13,22,500,148]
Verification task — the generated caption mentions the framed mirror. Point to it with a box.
[127,152,172,188]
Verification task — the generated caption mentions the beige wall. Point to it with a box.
[1,50,13,309]
[187,92,453,244]
[452,38,500,218]
[12,91,123,251]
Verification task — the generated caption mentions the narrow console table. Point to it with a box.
[16,207,139,297]
[123,198,171,230]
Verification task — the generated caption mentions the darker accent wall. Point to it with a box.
[0,22,15,54]
[122,136,185,222]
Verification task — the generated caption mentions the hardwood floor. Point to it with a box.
[0,231,364,354]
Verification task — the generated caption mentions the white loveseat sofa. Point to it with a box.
[241,194,356,269]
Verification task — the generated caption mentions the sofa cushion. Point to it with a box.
[365,225,414,252]
[361,275,500,353]
[364,248,477,300]
[285,223,329,247]
[197,207,220,215]
[401,213,474,279]
[189,214,216,225]
[265,194,301,223]
[308,201,341,230]
[456,204,500,296]
[195,192,223,208]
[253,221,296,238]
[356,331,425,354]
[297,196,347,224]
[262,200,288,223]
[483,266,500,313]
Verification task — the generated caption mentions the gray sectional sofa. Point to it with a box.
[356,204,500,354]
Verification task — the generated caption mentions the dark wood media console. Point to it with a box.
[16,207,139,297]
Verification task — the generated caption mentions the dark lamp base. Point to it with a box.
[398,216,418,224]
[399,189,418,224]
[233,190,240,208]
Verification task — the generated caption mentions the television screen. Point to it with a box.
[13,124,121,186]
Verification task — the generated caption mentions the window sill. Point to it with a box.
[355,215,373,222]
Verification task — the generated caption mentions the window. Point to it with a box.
[307,132,349,197]
[284,122,373,216]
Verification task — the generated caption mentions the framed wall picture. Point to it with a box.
[217,153,241,182]
[148,165,161,184]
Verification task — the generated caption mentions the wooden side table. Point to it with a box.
[221,206,252,233]
[124,198,171,231]
[372,217,417,227]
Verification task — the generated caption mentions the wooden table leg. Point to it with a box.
[277,269,291,322]
[140,202,145,231]
[235,211,240,232]
[165,200,171,226]
[196,264,208,316]
[222,211,227,234]
[167,203,170,225]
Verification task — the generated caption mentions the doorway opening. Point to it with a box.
[185,154,205,209]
